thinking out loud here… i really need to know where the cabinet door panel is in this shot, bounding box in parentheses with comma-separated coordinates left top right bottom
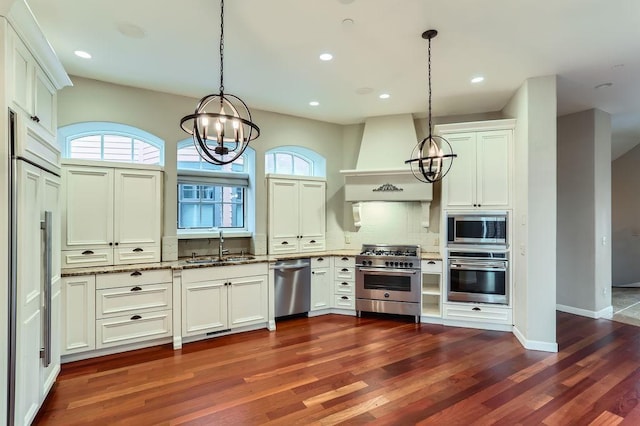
(299, 180, 325, 239)
(33, 68, 57, 138)
(61, 275, 96, 354)
(229, 276, 267, 327)
(476, 130, 511, 208)
(443, 133, 477, 208)
(10, 29, 33, 113)
(114, 170, 161, 246)
(182, 280, 228, 335)
(63, 167, 114, 249)
(268, 179, 300, 241)
(311, 268, 332, 310)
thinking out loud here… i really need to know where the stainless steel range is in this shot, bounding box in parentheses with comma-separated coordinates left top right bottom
(355, 244, 421, 322)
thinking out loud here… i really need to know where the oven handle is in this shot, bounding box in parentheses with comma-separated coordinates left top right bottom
(357, 267, 417, 275)
(450, 262, 506, 271)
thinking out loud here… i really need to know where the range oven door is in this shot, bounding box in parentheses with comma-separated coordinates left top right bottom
(448, 259, 508, 304)
(356, 267, 420, 303)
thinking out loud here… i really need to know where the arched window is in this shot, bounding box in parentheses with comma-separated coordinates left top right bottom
(177, 140, 255, 237)
(265, 146, 326, 177)
(58, 122, 165, 165)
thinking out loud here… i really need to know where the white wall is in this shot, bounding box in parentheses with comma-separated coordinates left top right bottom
(503, 75, 558, 352)
(556, 109, 611, 315)
(612, 143, 640, 286)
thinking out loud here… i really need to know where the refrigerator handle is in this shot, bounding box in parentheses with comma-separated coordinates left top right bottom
(40, 211, 52, 367)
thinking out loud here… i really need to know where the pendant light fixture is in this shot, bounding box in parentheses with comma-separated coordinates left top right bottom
(405, 29, 456, 183)
(180, 0, 260, 165)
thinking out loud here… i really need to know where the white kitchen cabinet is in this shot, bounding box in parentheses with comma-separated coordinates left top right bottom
(182, 263, 268, 337)
(443, 302, 513, 327)
(267, 175, 326, 254)
(310, 256, 332, 311)
(436, 120, 515, 210)
(61, 275, 96, 355)
(8, 25, 58, 140)
(61, 163, 162, 267)
(333, 256, 356, 311)
(421, 260, 442, 318)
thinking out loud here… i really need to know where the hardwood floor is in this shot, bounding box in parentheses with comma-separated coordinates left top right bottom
(35, 312, 640, 425)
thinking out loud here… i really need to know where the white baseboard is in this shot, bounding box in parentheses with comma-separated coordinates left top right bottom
(556, 304, 613, 319)
(613, 282, 640, 288)
(512, 326, 558, 353)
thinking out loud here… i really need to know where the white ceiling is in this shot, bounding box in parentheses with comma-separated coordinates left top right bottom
(27, 0, 640, 159)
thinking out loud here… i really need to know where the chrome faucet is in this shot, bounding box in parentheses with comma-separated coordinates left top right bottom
(218, 230, 229, 260)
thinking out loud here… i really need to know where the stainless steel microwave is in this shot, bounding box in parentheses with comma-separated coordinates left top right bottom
(447, 213, 508, 246)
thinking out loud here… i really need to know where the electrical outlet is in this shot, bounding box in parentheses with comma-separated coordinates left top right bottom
(344, 232, 351, 244)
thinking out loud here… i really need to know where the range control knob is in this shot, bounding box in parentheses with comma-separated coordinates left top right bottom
(409, 262, 413, 268)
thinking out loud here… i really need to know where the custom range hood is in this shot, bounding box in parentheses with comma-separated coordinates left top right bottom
(340, 114, 433, 228)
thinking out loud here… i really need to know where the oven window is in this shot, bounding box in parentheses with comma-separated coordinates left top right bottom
(364, 274, 412, 292)
(450, 269, 506, 295)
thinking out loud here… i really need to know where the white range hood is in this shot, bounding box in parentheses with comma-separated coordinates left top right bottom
(340, 114, 433, 228)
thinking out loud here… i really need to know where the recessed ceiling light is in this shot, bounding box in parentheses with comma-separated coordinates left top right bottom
(379, 93, 390, 99)
(471, 76, 484, 84)
(309, 101, 320, 106)
(74, 50, 92, 59)
(319, 53, 333, 61)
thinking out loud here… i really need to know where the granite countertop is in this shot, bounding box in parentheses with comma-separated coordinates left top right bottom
(61, 249, 442, 277)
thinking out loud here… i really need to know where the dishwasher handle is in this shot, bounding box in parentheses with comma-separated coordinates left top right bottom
(275, 264, 308, 272)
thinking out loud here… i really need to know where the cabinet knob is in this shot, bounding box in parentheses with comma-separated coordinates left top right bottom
(131, 271, 142, 277)
(109, 242, 113, 246)
(130, 286, 142, 292)
(81, 250, 94, 255)
(115, 242, 119, 246)
(30, 115, 40, 123)
(130, 315, 142, 320)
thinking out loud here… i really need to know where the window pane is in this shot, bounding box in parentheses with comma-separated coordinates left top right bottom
(265, 153, 274, 174)
(103, 135, 134, 162)
(293, 157, 311, 176)
(177, 184, 244, 229)
(275, 153, 293, 174)
(69, 135, 102, 160)
(134, 139, 161, 164)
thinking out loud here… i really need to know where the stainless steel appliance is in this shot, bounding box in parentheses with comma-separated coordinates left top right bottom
(274, 258, 311, 318)
(448, 250, 508, 304)
(355, 244, 421, 321)
(447, 212, 508, 246)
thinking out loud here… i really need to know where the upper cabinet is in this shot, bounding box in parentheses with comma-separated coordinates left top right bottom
(267, 175, 326, 254)
(436, 120, 515, 210)
(61, 162, 163, 268)
(7, 25, 58, 140)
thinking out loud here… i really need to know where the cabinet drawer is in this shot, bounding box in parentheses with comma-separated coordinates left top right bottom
(300, 238, 325, 252)
(421, 259, 442, 273)
(334, 280, 355, 295)
(269, 237, 298, 255)
(115, 245, 160, 265)
(311, 256, 330, 268)
(334, 256, 355, 268)
(443, 303, 512, 324)
(334, 294, 355, 310)
(96, 283, 172, 319)
(183, 263, 268, 284)
(96, 269, 172, 289)
(96, 310, 172, 349)
(62, 248, 112, 268)
(335, 267, 355, 281)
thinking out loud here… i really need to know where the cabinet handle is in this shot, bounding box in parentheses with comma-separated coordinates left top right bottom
(341, 257, 349, 261)
(428, 261, 436, 264)
(317, 257, 324, 262)
(130, 315, 142, 320)
(81, 250, 94, 255)
(130, 286, 142, 292)
(133, 247, 143, 252)
(341, 268, 348, 272)
(341, 282, 348, 286)
(310, 240, 316, 243)
(131, 271, 142, 277)
(281, 241, 289, 245)
(472, 307, 481, 311)
(30, 115, 40, 123)
(341, 296, 349, 300)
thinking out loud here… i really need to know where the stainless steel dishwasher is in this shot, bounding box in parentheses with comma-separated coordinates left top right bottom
(274, 258, 311, 318)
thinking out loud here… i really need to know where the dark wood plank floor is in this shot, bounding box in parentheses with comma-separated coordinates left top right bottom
(35, 312, 640, 425)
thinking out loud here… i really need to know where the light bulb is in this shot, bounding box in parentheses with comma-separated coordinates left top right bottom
(219, 106, 227, 123)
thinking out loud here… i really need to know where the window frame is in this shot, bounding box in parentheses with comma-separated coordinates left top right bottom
(58, 122, 165, 165)
(176, 139, 255, 239)
(265, 145, 326, 177)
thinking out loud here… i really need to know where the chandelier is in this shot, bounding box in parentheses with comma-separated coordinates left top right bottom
(180, 0, 260, 165)
(405, 29, 456, 183)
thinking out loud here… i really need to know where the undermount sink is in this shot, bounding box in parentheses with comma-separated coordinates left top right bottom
(224, 256, 255, 262)
(185, 258, 222, 264)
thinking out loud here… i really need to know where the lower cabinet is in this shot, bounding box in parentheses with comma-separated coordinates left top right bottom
(421, 260, 442, 318)
(443, 302, 513, 325)
(181, 263, 268, 337)
(310, 256, 332, 311)
(61, 268, 173, 356)
(333, 256, 355, 311)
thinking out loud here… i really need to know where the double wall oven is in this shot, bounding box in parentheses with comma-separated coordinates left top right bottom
(355, 244, 421, 322)
(446, 212, 510, 305)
